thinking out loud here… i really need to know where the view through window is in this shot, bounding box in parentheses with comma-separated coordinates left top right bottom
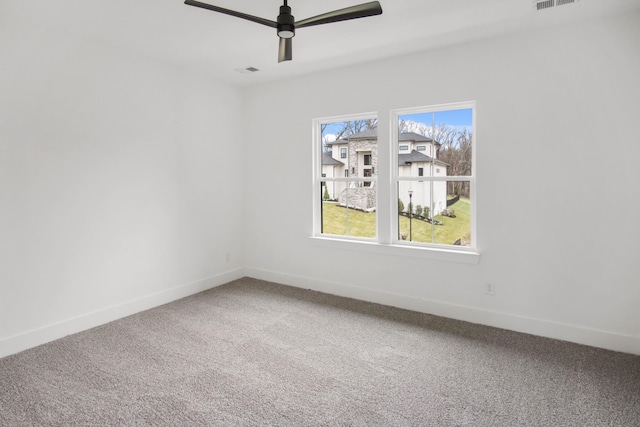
(314, 103, 475, 251)
(395, 105, 474, 247)
(319, 116, 378, 239)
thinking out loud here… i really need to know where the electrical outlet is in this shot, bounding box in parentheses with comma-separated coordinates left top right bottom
(485, 282, 495, 295)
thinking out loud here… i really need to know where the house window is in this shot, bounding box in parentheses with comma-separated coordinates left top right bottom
(417, 146, 426, 151)
(363, 169, 373, 187)
(399, 145, 409, 151)
(315, 114, 378, 239)
(395, 102, 474, 248)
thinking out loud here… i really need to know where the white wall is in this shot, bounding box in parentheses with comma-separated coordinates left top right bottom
(1, 9, 638, 358)
(0, 22, 244, 356)
(243, 12, 640, 354)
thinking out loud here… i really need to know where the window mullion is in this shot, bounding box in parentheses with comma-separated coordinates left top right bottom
(376, 110, 392, 244)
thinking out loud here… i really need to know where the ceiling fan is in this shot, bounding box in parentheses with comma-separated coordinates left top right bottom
(184, 0, 383, 63)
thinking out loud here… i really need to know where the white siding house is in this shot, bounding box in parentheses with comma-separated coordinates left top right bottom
(321, 152, 345, 200)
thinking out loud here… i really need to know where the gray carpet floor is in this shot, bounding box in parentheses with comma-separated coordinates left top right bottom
(1, 277, 639, 426)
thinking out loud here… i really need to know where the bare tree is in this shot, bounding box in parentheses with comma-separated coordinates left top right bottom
(335, 119, 377, 140)
(438, 128, 472, 197)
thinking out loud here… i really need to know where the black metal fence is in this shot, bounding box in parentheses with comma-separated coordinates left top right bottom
(447, 195, 460, 207)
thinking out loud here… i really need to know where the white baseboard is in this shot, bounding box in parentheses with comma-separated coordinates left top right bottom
(245, 267, 640, 356)
(0, 268, 244, 359)
(4, 267, 637, 358)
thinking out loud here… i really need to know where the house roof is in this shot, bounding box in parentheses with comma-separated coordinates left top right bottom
(399, 132, 436, 144)
(325, 138, 347, 146)
(398, 150, 448, 167)
(347, 128, 378, 139)
(322, 151, 344, 166)
(327, 129, 439, 146)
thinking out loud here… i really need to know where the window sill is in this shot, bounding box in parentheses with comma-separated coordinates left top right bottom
(309, 236, 480, 265)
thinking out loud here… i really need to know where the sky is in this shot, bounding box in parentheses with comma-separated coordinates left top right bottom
(322, 108, 472, 142)
(400, 108, 472, 131)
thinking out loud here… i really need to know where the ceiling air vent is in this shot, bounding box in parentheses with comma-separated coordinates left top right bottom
(535, 0, 554, 10)
(234, 67, 260, 74)
(533, 0, 578, 11)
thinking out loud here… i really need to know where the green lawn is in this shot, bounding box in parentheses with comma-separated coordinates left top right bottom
(321, 203, 377, 238)
(322, 198, 471, 246)
(399, 197, 471, 246)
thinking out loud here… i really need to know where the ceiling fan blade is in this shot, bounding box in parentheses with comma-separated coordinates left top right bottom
(184, 0, 277, 28)
(278, 37, 292, 63)
(296, 1, 382, 29)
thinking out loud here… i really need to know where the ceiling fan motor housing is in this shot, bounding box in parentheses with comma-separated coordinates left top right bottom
(277, 5, 295, 38)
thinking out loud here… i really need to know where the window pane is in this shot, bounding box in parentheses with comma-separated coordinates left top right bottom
(397, 181, 471, 246)
(322, 183, 376, 238)
(439, 181, 471, 247)
(319, 117, 378, 240)
(398, 108, 473, 177)
(321, 119, 378, 179)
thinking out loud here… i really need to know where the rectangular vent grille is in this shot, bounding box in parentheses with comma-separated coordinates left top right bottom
(534, 0, 578, 10)
(234, 67, 260, 74)
(536, 0, 554, 10)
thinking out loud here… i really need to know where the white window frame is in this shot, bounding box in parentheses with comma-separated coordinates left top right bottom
(391, 101, 477, 252)
(312, 112, 378, 242)
(311, 105, 479, 264)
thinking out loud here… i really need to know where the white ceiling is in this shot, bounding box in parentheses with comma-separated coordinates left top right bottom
(2, 0, 639, 86)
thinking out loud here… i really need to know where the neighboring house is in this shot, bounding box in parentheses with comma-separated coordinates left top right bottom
(321, 151, 345, 204)
(323, 129, 448, 216)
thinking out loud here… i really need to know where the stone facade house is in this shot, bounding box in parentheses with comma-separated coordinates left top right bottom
(322, 129, 448, 216)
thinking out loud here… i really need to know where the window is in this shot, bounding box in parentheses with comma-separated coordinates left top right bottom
(313, 103, 475, 256)
(394, 102, 474, 248)
(315, 113, 378, 239)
